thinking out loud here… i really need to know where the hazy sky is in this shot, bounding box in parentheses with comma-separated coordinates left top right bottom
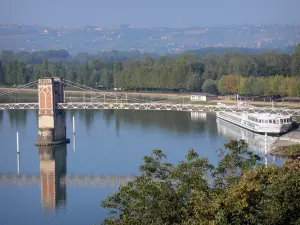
(0, 0, 299, 27)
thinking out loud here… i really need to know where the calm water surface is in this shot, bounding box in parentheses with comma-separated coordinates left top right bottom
(0, 109, 280, 225)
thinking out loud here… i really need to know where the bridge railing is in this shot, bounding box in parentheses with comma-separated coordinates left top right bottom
(1, 101, 300, 116)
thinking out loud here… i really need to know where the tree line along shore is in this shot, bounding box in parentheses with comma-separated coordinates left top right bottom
(0, 44, 300, 99)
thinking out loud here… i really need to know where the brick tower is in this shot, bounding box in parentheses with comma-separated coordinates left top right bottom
(36, 77, 68, 145)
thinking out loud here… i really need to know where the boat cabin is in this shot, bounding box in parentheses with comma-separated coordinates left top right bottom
(247, 115, 292, 124)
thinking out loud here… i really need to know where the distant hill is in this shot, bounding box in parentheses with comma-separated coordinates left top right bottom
(185, 46, 295, 56)
(1, 45, 297, 65)
(0, 24, 299, 54)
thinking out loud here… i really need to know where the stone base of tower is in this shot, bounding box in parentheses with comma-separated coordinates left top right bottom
(35, 128, 70, 146)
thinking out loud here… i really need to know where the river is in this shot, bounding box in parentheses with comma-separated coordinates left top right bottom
(0, 109, 280, 225)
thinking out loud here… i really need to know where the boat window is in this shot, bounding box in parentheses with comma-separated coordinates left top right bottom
(273, 120, 276, 124)
(265, 120, 268, 123)
(280, 119, 283, 124)
(275, 120, 279, 124)
(269, 119, 272, 123)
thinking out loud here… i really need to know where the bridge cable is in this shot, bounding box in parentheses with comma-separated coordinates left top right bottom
(62, 79, 154, 103)
(62, 79, 151, 103)
(62, 79, 184, 104)
(0, 81, 38, 98)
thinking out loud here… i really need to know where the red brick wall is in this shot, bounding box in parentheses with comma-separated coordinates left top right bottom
(39, 86, 53, 115)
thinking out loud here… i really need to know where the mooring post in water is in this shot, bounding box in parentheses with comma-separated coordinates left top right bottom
(16, 132, 19, 153)
(264, 132, 268, 167)
(16, 132, 20, 174)
(72, 116, 76, 152)
(72, 116, 75, 135)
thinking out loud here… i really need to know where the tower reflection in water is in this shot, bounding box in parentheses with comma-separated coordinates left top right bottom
(39, 144, 67, 212)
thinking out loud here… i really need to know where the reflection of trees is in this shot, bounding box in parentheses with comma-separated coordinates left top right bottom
(78, 110, 95, 131)
(102, 109, 114, 127)
(39, 144, 67, 212)
(103, 110, 218, 136)
(68, 109, 219, 136)
(7, 110, 27, 127)
(117, 110, 219, 136)
(67, 110, 76, 124)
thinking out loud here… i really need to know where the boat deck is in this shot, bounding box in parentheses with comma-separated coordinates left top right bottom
(223, 111, 290, 119)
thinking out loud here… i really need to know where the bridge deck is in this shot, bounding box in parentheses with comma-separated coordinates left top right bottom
(0, 102, 300, 115)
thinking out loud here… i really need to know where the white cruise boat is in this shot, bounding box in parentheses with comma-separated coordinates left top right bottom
(216, 111, 292, 135)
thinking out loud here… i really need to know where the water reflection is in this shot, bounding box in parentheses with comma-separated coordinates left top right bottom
(66, 110, 218, 136)
(0, 110, 3, 124)
(7, 110, 28, 127)
(216, 118, 277, 155)
(190, 112, 207, 121)
(39, 144, 67, 212)
(3, 108, 219, 136)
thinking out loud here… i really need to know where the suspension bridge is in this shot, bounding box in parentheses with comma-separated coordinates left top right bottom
(0, 78, 300, 116)
(0, 77, 300, 147)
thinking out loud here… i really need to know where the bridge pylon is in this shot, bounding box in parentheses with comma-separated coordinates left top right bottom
(35, 77, 70, 146)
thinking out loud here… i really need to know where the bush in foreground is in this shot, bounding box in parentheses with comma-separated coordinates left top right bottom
(101, 140, 300, 225)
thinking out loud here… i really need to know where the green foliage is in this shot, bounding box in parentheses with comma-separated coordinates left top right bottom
(271, 144, 300, 158)
(202, 79, 218, 94)
(187, 74, 204, 92)
(101, 140, 300, 225)
(1, 45, 300, 96)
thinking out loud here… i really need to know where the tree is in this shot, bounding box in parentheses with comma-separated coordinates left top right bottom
(101, 141, 300, 225)
(17, 61, 26, 85)
(101, 140, 262, 224)
(291, 44, 300, 76)
(33, 64, 41, 81)
(42, 60, 51, 78)
(187, 74, 204, 92)
(218, 75, 239, 95)
(202, 79, 218, 94)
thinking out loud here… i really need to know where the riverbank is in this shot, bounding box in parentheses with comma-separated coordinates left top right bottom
(270, 129, 300, 157)
(2, 87, 300, 107)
